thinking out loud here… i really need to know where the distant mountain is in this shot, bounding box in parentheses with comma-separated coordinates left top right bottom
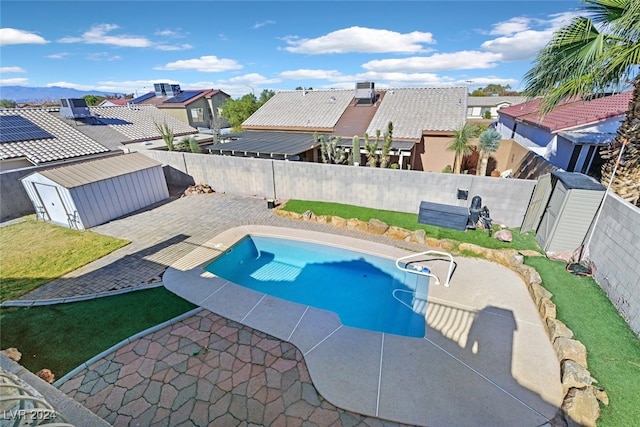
(0, 86, 125, 103)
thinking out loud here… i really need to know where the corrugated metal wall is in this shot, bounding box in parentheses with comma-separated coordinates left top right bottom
(70, 165, 169, 228)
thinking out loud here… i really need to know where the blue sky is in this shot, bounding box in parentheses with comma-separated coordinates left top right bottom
(0, 0, 584, 98)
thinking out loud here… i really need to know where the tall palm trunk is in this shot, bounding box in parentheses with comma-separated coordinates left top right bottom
(600, 77, 640, 206)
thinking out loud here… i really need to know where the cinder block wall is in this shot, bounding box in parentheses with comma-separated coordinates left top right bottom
(140, 151, 536, 226)
(585, 193, 640, 336)
(273, 160, 536, 226)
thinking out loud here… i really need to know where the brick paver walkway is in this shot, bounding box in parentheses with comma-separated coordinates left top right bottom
(60, 310, 412, 426)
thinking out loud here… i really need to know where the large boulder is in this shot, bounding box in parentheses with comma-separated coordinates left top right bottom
(562, 387, 600, 427)
(368, 218, 389, 235)
(494, 229, 512, 242)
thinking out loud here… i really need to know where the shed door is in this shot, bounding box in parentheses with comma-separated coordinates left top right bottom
(536, 182, 567, 251)
(34, 183, 69, 225)
(520, 173, 552, 233)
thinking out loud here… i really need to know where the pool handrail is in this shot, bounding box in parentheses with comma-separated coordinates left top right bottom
(395, 250, 454, 287)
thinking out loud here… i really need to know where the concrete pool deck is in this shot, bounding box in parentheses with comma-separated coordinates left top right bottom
(164, 224, 563, 426)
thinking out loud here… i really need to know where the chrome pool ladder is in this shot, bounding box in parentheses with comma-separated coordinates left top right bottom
(395, 250, 454, 287)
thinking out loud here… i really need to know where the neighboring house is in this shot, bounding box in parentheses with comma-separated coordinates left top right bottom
(0, 108, 112, 171)
(496, 91, 632, 174)
(98, 98, 131, 107)
(132, 83, 231, 132)
(227, 83, 468, 171)
(467, 96, 527, 119)
(0, 103, 199, 172)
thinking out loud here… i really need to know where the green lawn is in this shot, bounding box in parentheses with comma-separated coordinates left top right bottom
(525, 258, 640, 427)
(0, 216, 129, 302)
(282, 199, 640, 427)
(0, 287, 197, 377)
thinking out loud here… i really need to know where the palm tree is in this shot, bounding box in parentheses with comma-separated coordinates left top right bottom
(522, 0, 640, 205)
(447, 123, 475, 174)
(476, 128, 502, 176)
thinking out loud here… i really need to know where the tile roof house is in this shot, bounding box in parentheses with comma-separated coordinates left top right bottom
(132, 83, 231, 132)
(0, 109, 111, 170)
(0, 104, 198, 171)
(467, 96, 527, 119)
(496, 91, 632, 174)
(220, 84, 468, 170)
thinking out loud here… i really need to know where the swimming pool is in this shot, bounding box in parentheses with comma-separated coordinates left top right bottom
(204, 235, 428, 337)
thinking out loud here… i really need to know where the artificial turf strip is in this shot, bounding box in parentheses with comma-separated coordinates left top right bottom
(0, 287, 197, 377)
(281, 199, 542, 252)
(525, 257, 640, 427)
(0, 216, 129, 302)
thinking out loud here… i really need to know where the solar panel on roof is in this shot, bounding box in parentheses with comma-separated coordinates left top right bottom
(0, 115, 55, 143)
(131, 92, 155, 104)
(163, 91, 200, 103)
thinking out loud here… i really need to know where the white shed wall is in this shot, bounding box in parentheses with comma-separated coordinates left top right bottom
(21, 173, 80, 227)
(70, 166, 169, 228)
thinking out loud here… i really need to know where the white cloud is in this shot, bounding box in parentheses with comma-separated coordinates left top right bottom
(481, 11, 582, 61)
(47, 52, 70, 59)
(58, 24, 151, 47)
(0, 66, 26, 73)
(489, 17, 532, 36)
(283, 26, 435, 54)
(155, 43, 193, 51)
(481, 30, 555, 61)
(0, 28, 48, 46)
(253, 20, 275, 29)
(0, 77, 29, 85)
(363, 51, 503, 73)
(155, 55, 243, 72)
(86, 52, 122, 61)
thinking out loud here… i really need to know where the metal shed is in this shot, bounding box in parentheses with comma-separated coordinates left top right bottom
(521, 171, 605, 253)
(21, 153, 169, 230)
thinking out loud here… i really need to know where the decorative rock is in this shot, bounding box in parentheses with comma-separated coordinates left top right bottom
(357, 220, 369, 233)
(1, 347, 21, 362)
(302, 210, 315, 221)
(538, 297, 557, 320)
(530, 282, 552, 307)
(346, 218, 360, 230)
(315, 215, 328, 224)
(411, 229, 426, 244)
(36, 368, 55, 384)
(367, 218, 389, 235)
(588, 385, 609, 406)
(554, 337, 588, 368)
(562, 387, 600, 427)
(547, 318, 574, 343)
(182, 183, 214, 196)
(494, 229, 512, 242)
(385, 226, 411, 240)
(330, 216, 346, 228)
(561, 360, 592, 391)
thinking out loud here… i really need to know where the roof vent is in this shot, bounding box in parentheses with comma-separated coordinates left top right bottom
(60, 98, 93, 119)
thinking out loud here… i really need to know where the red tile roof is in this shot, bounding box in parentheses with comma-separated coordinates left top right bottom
(498, 91, 632, 132)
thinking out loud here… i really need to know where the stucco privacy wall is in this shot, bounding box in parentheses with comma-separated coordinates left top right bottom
(141, 150, 535, 227)
(585, 193, 640, 336)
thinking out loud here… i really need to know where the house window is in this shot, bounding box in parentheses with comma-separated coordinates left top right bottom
(567, 144, 582, 172)
(190, 108, 204, 122)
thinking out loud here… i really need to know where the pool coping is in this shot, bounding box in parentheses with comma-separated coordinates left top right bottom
(163, 225, 563, 426)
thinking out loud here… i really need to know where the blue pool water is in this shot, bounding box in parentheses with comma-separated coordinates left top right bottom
(204, 235, 428, 338)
